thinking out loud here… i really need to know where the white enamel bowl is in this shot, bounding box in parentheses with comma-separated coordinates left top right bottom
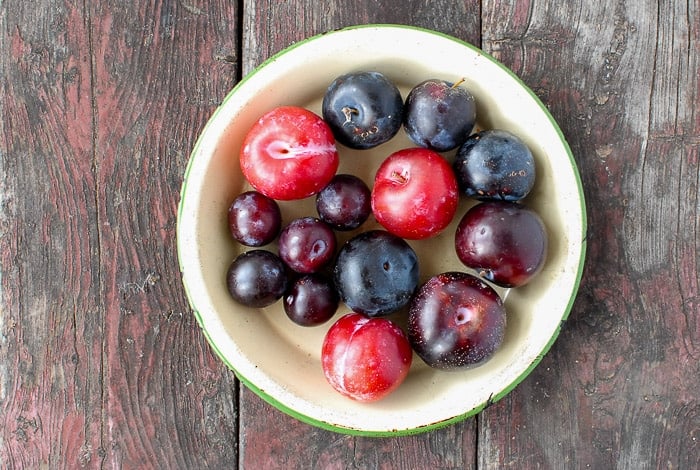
(177, 24, 587, 436)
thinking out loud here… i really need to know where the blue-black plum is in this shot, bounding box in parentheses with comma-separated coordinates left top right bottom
(453, 129, 536, 201)
(322, 71, 403, 149)
(403, 78, 476, 152)
(333, 230, 419, 317)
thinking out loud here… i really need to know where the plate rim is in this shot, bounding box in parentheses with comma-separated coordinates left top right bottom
(176, 23, 588, 436)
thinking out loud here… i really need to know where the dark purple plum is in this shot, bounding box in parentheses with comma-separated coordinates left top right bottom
(322, 71, 403, 149)
(227, 191, 281, 246)
(226, 250, 288, 308)
(453, 129, 536, 201)
(408, 271, 506, 370)
(403, 78, 476, 152)
(316, 174, 371, 231)
(278, 217, 336, 273)
(333, 230, 419, 317)
(283, 273, 339, 327)
(455, 201, 547, 288)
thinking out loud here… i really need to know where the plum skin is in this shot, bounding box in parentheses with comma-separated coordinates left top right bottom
(322, 71, 403, 149)
(403, 78, 476, 152)
(240, 106, 339, 200)
(371, 147, 459, 240)
(408, 272, 506, 370)
(315, 174, 372, 231)
(321, 313, 413, 402)
(227, 191, 281, 247)
(226, 250, 288, 308)
(283, 273, 338, 327)
(453, 129, 536, 202)
(333, 230, 419, 317)
(455, 201, 548, 288)
(278, 217, 337, 274)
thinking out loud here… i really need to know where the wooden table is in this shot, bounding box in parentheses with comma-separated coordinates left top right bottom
(2, 1, 698, 468)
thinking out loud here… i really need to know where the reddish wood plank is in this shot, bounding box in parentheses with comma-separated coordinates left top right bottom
(89, 1, 241, 467)
(240, 399, 476, 469)
(237, 1, 482, 468)
(1, 0, 242, 468)
(1, 2, 103, 468)
(480, 0, 699, 468)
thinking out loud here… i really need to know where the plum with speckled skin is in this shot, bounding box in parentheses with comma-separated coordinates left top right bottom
(453, 129, 536, 201)
(322, 71, 403, 149)
(408, 272, 506, 370)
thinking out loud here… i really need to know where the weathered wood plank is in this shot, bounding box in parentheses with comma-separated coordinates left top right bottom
(89, 1, 241, 467)
(238, 1, 482, 468)
(480, 0, 699, 468)
(1, 2, 103, 468)
(1, 0, 242, 468)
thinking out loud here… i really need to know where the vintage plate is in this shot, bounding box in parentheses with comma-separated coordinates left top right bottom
(177, 24, 587, 435)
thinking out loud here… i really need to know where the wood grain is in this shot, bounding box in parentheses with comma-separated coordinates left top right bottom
(1, 3, 103, 467)
(481, 0, 700, 468)
(2, 1, 241, 468)
(91, 1, 241, 467)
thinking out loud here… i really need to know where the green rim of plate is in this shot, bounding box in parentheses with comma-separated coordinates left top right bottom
(176, 23, 588, 437)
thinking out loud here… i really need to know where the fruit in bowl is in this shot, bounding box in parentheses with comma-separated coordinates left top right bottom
(322, 313, 413, 402)
(371, 147, 459, 240)
(322, 71, 404, 150)
(177, 25, 586, 435)
(239, 106, 339, 201)
(403, 78, 477, 152)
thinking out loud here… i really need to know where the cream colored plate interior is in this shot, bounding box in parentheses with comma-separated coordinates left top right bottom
(177, 25, 586, 435)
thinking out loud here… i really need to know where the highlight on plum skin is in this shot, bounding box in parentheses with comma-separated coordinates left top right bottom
(321, 313, 413, 402)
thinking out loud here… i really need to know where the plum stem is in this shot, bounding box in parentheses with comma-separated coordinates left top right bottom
(390, 169, 409, 185)
(342, 106, 359, 124)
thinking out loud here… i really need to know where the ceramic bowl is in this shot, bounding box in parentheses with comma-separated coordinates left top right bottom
(177, 24, 587, 436)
